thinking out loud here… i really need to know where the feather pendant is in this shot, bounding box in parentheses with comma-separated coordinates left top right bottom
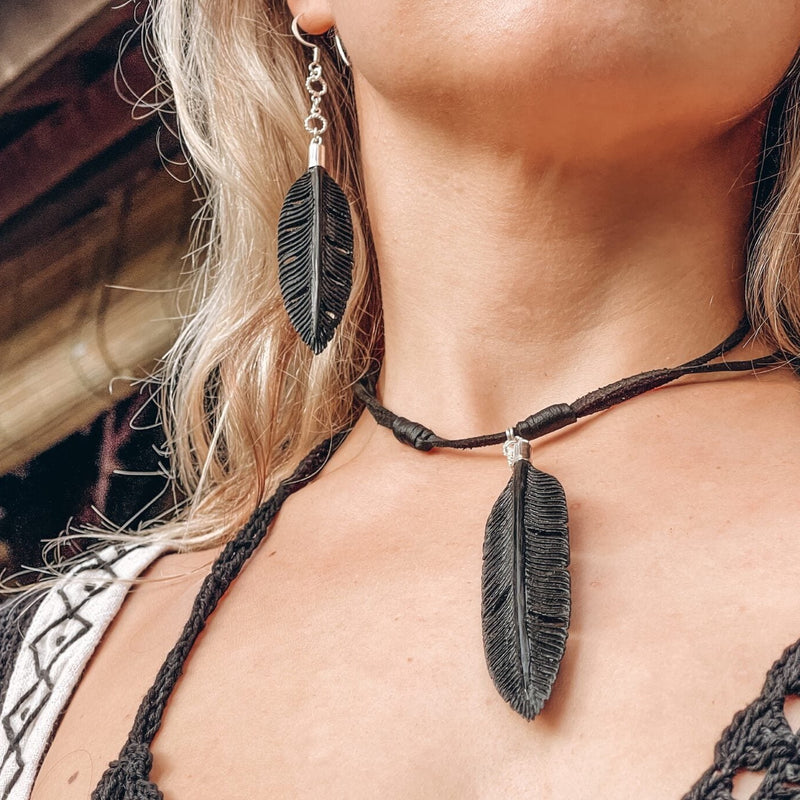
(481, 457, 571, 720)
(277, 165, 354, 354)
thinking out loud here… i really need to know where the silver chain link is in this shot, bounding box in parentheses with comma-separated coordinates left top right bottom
(304, 60, 328, 144)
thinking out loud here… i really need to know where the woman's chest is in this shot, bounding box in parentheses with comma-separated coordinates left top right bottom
(33, 487, 800, 800)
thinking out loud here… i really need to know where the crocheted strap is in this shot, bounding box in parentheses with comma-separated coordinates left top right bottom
(91, 431, 350, 799)
(92, 742, 162, 800)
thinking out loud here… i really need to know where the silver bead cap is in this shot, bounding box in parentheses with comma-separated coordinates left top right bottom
(503, 431, 531, 468)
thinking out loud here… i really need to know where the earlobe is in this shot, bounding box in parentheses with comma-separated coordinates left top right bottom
(285, 0, 335, 36)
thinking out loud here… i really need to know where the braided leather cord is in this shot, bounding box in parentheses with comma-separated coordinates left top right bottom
(355, 316, 800, 452)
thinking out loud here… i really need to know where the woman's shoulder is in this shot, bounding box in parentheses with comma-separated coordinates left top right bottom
(0, 539, 176, 800)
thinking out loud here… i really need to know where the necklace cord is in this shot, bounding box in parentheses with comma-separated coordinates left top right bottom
(91, 319, 796, 793)
(354, 316, 796, 451)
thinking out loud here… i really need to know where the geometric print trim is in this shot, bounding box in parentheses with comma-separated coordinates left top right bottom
(0, 541, 170, 800)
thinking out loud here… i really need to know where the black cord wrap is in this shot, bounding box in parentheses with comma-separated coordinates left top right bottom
(391, 415, 438, 451)
(516, 403, 577, 440)
(354, 316, 795, 451)
(92, 431, 350, 799)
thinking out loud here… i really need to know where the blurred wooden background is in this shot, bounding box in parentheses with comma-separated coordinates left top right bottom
(0, 0, 193, 575)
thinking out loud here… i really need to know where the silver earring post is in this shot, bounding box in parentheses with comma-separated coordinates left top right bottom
(291, 15, 317, 51)
(291, 15, 351, 68)
(292, 15, 328, 168)
(333, 29, 351, 68)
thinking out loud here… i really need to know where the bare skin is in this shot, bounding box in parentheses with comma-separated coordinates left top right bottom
(32, 370, 800, 798)
(28, 0, 800, 797)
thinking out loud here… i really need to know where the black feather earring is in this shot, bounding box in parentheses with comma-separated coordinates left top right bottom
(277, 17, 354, 354)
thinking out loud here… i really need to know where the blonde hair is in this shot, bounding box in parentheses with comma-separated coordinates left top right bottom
(748, 55, 800, 351)
(5, 1, 800, 589)
(135, 0, 382, 551)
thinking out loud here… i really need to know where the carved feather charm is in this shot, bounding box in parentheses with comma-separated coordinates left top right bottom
(277, 165, 354, 354)
(481, 443, 571, 720)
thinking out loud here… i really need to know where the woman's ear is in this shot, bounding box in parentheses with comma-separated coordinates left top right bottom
(285, 0, 335, 35)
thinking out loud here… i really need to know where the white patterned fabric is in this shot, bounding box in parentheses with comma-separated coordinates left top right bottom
(0, 541, 170, 800)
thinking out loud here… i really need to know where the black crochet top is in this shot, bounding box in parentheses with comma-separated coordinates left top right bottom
(2, 434, 800, 799)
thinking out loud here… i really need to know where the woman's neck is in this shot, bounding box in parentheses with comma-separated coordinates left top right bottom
(356, 87, 772, 438)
